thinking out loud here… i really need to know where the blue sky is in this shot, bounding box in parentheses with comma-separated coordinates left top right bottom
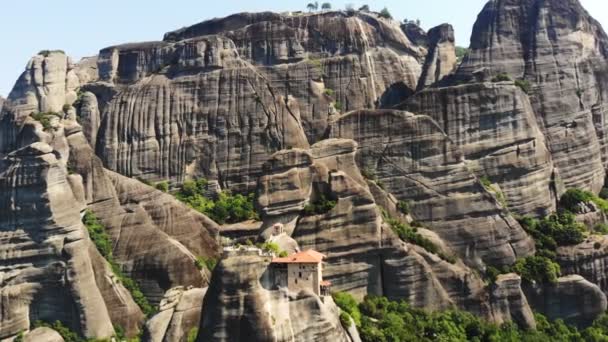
(1, 0, 606, 96)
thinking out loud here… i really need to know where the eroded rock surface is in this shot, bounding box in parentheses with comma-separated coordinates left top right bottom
(417, 24, 457, 89)
(456, 0, 608, 193)
(329, 109, 535, 268)
(406, 83, 556, 216)
(198, 252, 350, 342)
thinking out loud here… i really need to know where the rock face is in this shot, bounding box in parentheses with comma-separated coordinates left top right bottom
(255, 139, 534, 324)
(525, 275, 608, 326)
(557, 235, 608, 294)
(23, 327, 65, 342)
(144, 286, 207, 342)
(405, 83, 556, 217)
(0, 96, 4, 112)
(0, 141, 120, 340)
(456, 0, 608, 194)
(328, 109, 535, 268)
(198, 251, 351, 342)
(490, 274, 536, 329)
(83, 11, 426, 190)
(7, 51, 80, 116)
(417, 24, 457, 90)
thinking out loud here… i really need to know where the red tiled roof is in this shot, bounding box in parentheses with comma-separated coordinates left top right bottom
(320, 280, 332, 287)
(272, 250, 326, 264)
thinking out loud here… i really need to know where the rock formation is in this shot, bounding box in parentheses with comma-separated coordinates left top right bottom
(3, 0, 608, 339)
(198, 251, 351, 342)
(328, 109, 535, 268)
(456, 0, 608, 195)
(417, 24, 457, 90)
(145, 286, 206, 342)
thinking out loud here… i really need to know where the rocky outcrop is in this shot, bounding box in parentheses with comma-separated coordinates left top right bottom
(6, 51, 79, 117)
(525, 275, 608, 326)
(455, 0, 608, 194)
(557, 235, 608, 293)
(329, 109, 535, 268)
(0, 96, 4, 112)
(256, 139, 534, 324)
(22, 327, 64, 342)
(417, 24, 457, 89)
(405, 83, 556, 216)
(0, 142, 116, 340)
(144, 286, 207, 342)
(198, 252, 351, 342)
(401, 22, 428, 47)
(81, 11, 426, 190)
(490, 274, 536, 329)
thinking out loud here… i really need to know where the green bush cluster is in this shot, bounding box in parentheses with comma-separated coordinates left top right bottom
(491, 73, 512, 82)
(560, 188, 608, 213)
(83, 211, 155, 317)
(324, 88, 335, 96)
(512, 256, 561, 284)
(455, 46, 469, 63)
(385, 215, 455, 263)
(333, 293, 608, 342)
(155, 181, 169, 192)
(195, 256, 218, 272)
(518, 212, 585, 252)
(30, 112, 61, 131)
(479, 176, 508, 208)
(302, 195, 337, 216)
(175, 178, 259, 224)
(258, 241, 288, 257)
(378, 7, 392, 19)
(397, 201, 410, 215)
(187, 328, 199, 342)
(515, 79, 531, 94)
(333, 100, 343, 111)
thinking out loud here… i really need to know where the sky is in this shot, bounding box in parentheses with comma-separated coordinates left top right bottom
(1, 0, 607, 97)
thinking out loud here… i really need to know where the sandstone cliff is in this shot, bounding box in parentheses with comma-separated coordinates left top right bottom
(2, 0, 608, 339)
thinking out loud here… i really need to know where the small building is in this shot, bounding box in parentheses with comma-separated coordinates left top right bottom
(271, 250, 330, 296)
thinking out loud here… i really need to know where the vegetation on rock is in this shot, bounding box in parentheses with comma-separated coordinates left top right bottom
(491, 73, 512, 82)
(195, 256, 218, 272)
(30, 112, 61, 131)
(83, 211, 155, 316)
(333, 293, 608, 342)
(384, 213, 456, 263)
(175, 178, 259, 224)
(302, 195, 337, 216)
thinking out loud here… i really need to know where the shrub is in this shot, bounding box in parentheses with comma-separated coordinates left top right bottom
(361, 168, 376, 180)
(324, 88, 335, 96)
(340, 312, 353, 327)
(175, 179, 259, 224)
(303, 195, 337, 216)
(378, 7, 392, 19)
(594, 224, 608, 234)
(560, 188, 594, 212)
(13, 330, 24, 342)
(455, 46, 469, 62)
(334, 100, 343, 111)
(358, 5, 370, 12)
(62, 104, 72, 113)
(491, 73, 512, 82)
(83, 210, 155, 316)
(187, 328, 199, 342)
(485, 266, 501, 284)
(518, 212, 585, 251)
(195, 256, 217, 271)
(397, 200, 411, 215)
(30, 112, 61, 131)
(512, 256, 561, 284)
(385, 215, 455, 263)
(261, 241, 281, 255)
(595, 242, 602, 249)
(155, 181, 169, 192)
(600, 187, 608, 200)
(333, 292, 361, 327)
(515, 79, 531, 94)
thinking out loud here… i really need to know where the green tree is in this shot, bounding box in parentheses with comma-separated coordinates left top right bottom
(378, 7, 392, 19)
(321, 2, 331, 10)
(358, 4, 370, 12)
